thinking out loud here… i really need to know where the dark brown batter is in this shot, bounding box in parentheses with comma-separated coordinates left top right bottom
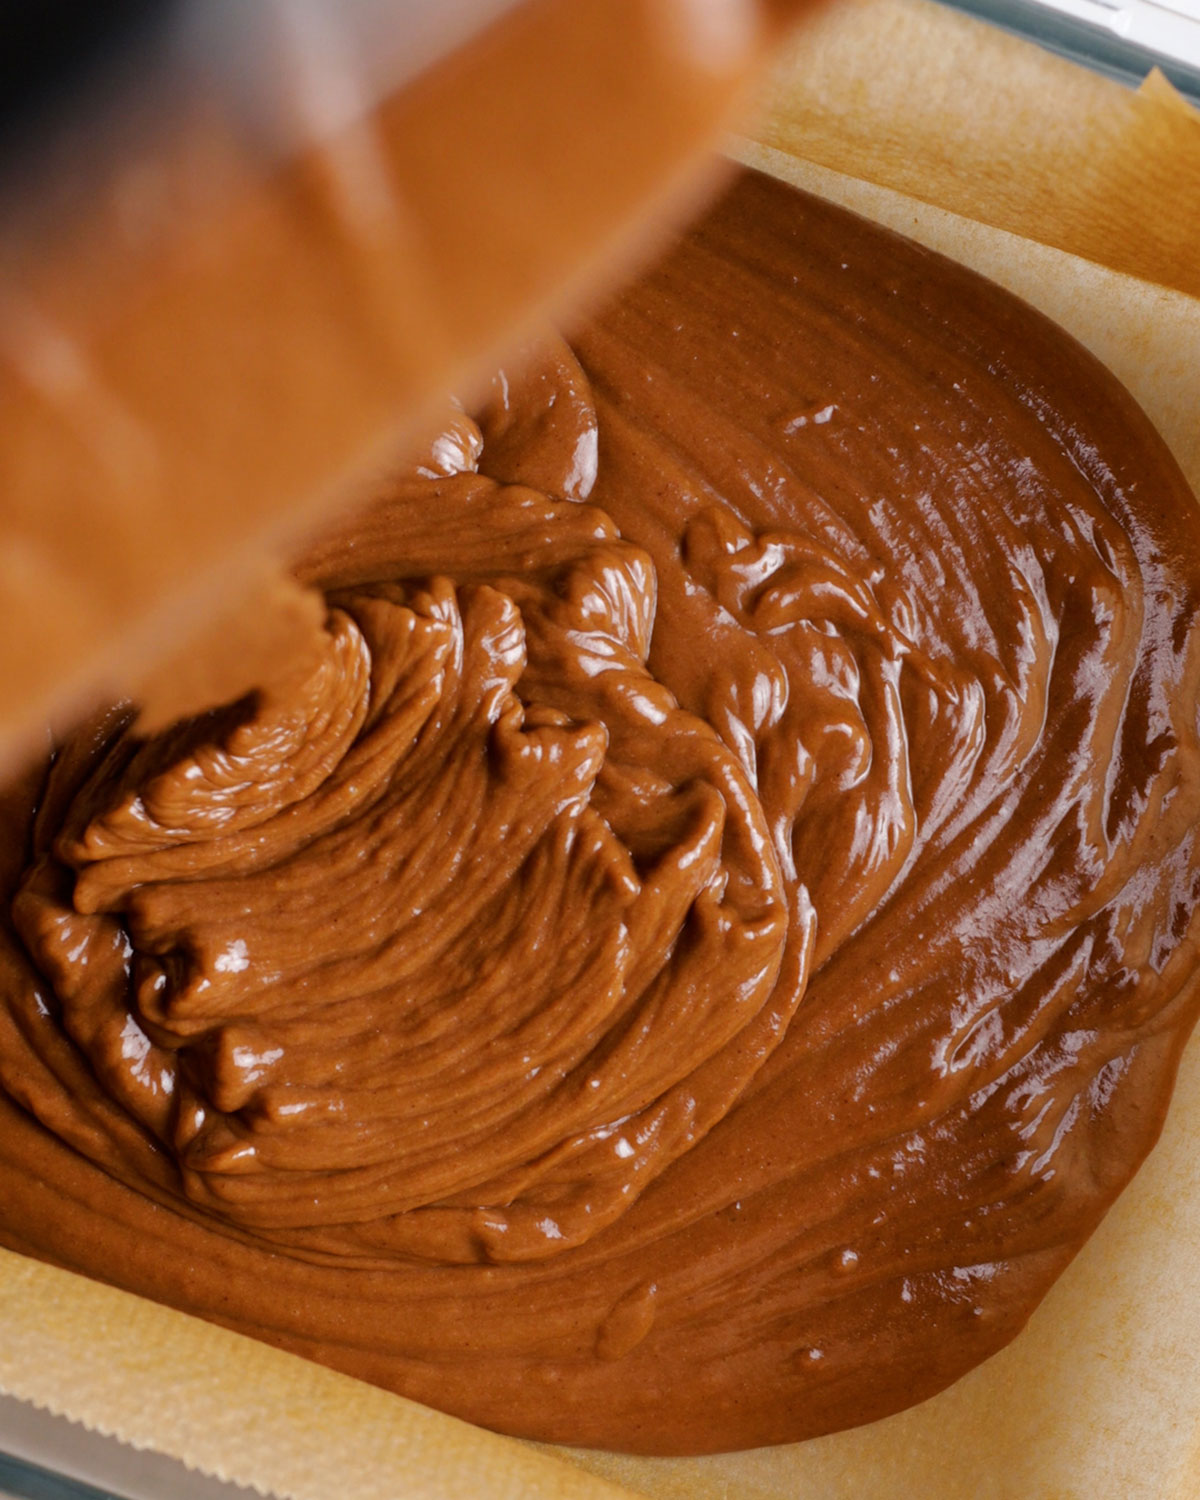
(2, 169, 1200, 1455)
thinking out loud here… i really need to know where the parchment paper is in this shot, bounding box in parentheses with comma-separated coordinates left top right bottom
(3, 2, 1200, 1497)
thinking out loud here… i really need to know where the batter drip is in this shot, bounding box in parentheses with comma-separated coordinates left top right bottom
(2, 170, 1200, 1453)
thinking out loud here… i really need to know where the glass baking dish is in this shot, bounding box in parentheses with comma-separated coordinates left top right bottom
(2, 0, 1198, 1494)
(942, 0, 1200, 98)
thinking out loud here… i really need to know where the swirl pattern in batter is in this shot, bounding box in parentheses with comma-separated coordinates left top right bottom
(2, 169, 1200, 1453)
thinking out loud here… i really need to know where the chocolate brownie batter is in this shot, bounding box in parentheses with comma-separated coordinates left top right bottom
(1, 169, 1199, 1454)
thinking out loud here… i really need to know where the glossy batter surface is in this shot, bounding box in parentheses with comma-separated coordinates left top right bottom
(2, 170, 1200, 1454)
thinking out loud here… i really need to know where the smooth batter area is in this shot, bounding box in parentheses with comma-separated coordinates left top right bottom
(2, 170, 1200, 1454)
